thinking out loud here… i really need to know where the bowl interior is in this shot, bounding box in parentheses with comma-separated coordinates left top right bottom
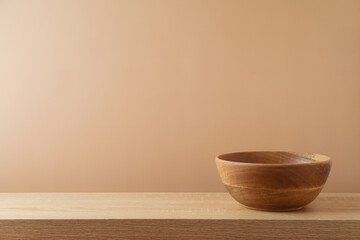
(217, 152, 329, 164)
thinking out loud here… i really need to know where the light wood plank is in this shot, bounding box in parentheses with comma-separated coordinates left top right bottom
(0, 193, 359, 239)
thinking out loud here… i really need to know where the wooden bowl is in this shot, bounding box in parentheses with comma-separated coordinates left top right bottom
(216, 151, 331, 211)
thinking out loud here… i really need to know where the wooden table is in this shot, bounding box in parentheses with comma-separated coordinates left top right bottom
(0, 193, 359, 239)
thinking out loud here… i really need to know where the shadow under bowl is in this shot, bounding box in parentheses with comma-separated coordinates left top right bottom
(216, 151, 331, 211)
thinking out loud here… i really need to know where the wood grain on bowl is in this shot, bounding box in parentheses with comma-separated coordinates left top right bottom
(216, 152, 332, 211)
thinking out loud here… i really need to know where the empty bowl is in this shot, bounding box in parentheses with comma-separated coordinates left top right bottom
(216, 151, 331, 211)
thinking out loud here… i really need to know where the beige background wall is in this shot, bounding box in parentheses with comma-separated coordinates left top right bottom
(0, 0, 359, 192)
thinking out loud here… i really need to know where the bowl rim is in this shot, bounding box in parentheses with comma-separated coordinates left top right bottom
(216, 151, 331, 166)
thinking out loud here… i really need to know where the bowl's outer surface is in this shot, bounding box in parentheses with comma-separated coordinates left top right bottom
(216, 152, 332, 211)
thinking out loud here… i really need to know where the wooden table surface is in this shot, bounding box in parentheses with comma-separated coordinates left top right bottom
(0, 193, 359, 239)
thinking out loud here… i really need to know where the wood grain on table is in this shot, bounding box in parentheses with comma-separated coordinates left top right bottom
(0, 193, 359, 239)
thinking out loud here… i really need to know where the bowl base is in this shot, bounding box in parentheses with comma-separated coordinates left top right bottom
(244, 205, 305, 212)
